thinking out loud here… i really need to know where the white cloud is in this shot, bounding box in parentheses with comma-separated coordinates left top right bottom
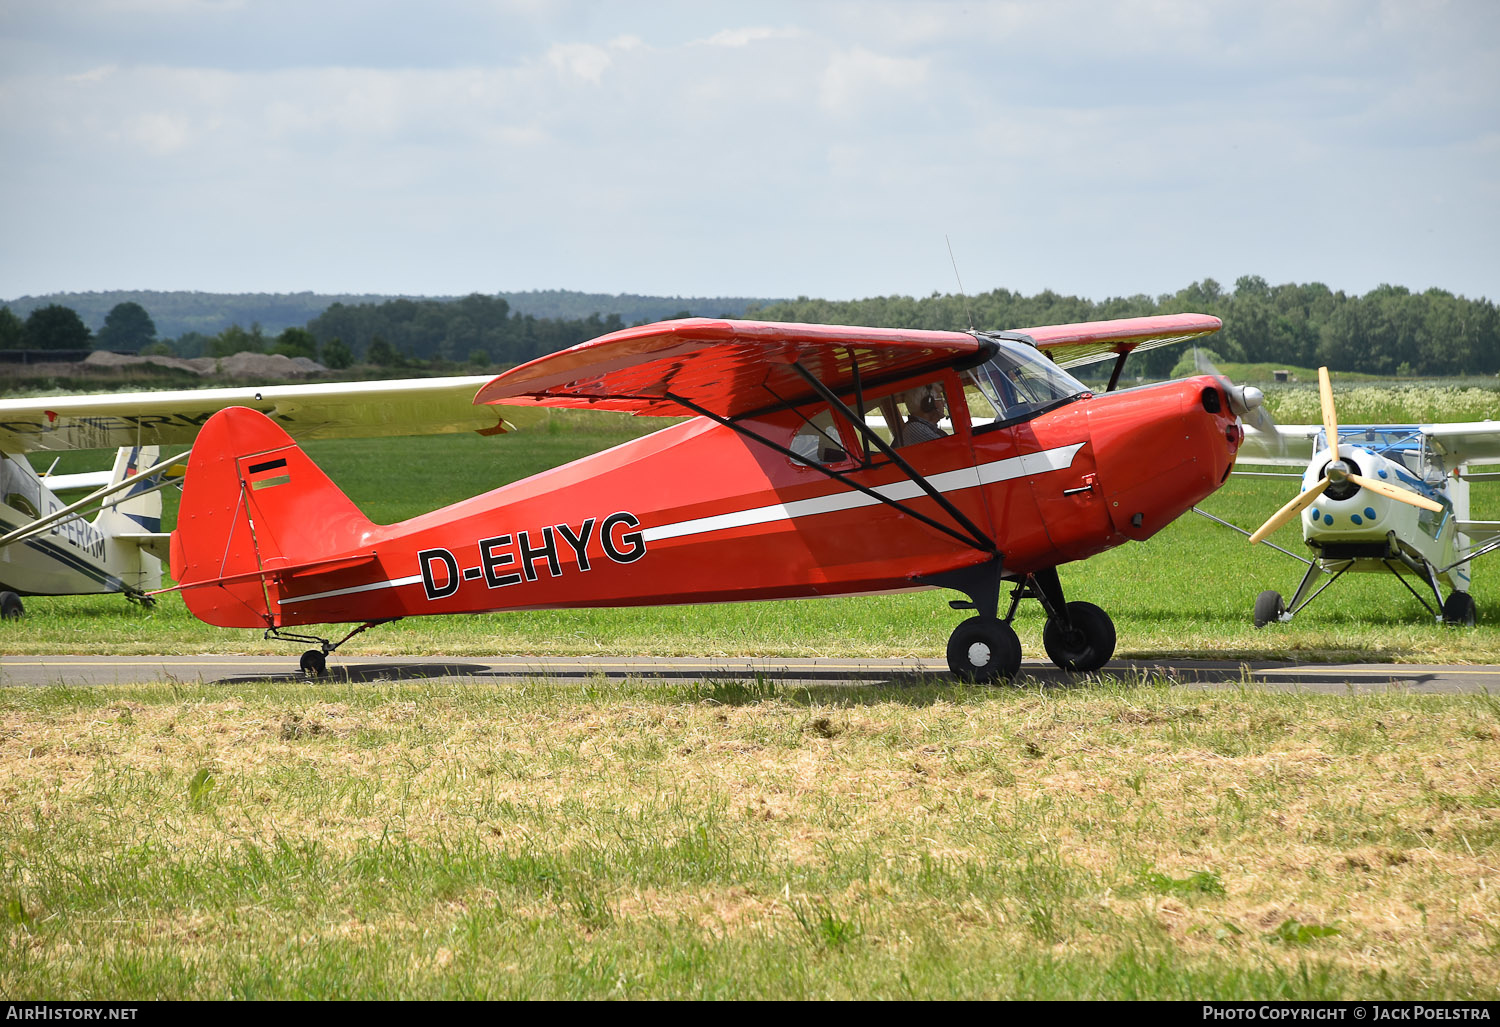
(126, 111, 191, 154)
(547, 43, 612, 84)
(700, 26, 801, 47)
(818, 47, 927, 115)
(64, 65, 117, 84)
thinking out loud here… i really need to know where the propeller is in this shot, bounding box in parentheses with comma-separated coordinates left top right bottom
(1194, 349, 1277, 436)
(1249, 366, 1441, 545)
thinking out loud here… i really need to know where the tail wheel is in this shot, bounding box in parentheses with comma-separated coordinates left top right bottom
(299, 650, 328, 678)
(1253, 590, 1286, 628)
(0, 592, 22, 620)
(1443, 591, 1477, 627)
(946, 616, 1022, 684)
(1041, 601, 1115, 672)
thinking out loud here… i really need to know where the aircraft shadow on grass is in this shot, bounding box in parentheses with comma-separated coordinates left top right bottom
(204, 658, 1452, 697)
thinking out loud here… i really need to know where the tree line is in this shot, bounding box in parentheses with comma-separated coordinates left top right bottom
(748, 276, 1500, 378)
(3, 277, 1496, 378)
(0, 289, 772, 340)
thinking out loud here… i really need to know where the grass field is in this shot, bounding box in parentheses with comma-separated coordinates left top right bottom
(3, 678, 1500, 998)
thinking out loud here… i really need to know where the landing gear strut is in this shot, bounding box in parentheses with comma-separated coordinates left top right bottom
(946, 616, 1023, 683)
(927, 561, 1116, 682)
(266, 619, 398, 678)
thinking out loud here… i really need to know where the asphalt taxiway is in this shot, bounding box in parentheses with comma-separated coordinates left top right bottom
(2, 654, 1497, 692)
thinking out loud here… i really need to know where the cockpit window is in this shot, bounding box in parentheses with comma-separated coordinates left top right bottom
(789, 408, 850, 467)
(965, 337, 1090, 428)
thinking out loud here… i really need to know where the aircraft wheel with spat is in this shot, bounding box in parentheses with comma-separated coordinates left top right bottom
(1443, 592, 1477, 628)
(300, 650, 327, 678)
(946, 617, 1022, 684)
(1041, 602, 1116, 673)
(0, 592, 22, 621)
(1253, 590, 1286, 628)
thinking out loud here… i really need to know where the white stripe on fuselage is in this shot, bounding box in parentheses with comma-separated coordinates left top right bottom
(276, 443, 1086, 607)
(640, 443, 1083, 543)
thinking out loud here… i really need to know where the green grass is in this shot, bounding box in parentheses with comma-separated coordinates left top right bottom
(2, 679, 1496, 998)
(9, 406, 1499, 662)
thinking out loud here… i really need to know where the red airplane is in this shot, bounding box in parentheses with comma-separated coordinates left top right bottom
(167, 314, 1254, 681)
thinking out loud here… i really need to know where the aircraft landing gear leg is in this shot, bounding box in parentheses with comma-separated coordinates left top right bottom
(0, 591, 22, 620)
(947, 617, 1022, 683)
(1028, 567, 1116, 673)
(266, 619, 399, 679)
(921, 557, 1021, 684)
(1443, 591, 1477, 627)
(1254, 590, 1286, 628)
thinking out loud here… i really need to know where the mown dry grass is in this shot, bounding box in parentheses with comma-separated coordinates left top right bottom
(2, 679, 1497, 998)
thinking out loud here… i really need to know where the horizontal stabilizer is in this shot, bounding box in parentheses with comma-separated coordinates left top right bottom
(113, 531, 172, 563)
(1458, 520, 1500, 542)
(155, 551, 378, 595)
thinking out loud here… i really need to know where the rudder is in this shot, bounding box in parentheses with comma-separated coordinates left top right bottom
(172, 407, 376, 627)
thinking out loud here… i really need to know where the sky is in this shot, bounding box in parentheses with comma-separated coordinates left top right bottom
(1, 0, 1497, 303)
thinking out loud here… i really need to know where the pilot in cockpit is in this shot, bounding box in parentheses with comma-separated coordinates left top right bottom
(900, 383, 949, 445)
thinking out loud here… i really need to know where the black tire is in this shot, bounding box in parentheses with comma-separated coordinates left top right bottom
(1254, 590, 1286, 628)
(1041, 601, 1116, 672)
(1443, 591, 1477, 627)
(300, 650, 328, 678)
(946, 616, 1022, 684)
(0, 592, 22, 621)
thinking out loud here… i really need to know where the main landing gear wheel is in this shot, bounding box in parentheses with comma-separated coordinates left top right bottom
(299, 650, 328, 678)
(0, 592, 22, 620)
(946, 616, 1022, 684)
(1443, 591, 1477, 627)
(1041, 601, 1116, 672)
(1254, 590, 1286, 629)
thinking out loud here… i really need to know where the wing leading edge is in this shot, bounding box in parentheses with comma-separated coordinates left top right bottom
(475, 313, 1223, 419)
(0, 376, 524, 453)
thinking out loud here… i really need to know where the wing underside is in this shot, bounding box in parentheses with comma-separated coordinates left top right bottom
(476, 314, 1222, 419)
(0, 375, 517, 453)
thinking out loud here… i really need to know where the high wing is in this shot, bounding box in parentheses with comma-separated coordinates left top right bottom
(475, 314, 1223, 419)
(1420, 422, 1500, 466)
(0, 375, 522, 454)
(1241, 421, 1500, 470)
(1239, 424, 1321, 466)
(1022, 313, 1224, 370)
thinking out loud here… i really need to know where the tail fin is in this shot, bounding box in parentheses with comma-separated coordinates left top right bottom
(171, 407, 377, 627)
(93, 446, 164, 593)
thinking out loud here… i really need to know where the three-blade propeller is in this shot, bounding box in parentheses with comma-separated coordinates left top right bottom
(1248, 367, 1442, 545)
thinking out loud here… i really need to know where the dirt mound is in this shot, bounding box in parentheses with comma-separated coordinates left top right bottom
(82, 351, 327, 378)
(213, 352, 326, 378)
(84, 350, 213, 374)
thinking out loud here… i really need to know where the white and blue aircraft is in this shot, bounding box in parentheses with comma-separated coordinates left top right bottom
(1229, 368, 1500, 627)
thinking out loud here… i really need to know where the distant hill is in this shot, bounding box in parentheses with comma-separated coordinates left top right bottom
(0, 289, 784, 340)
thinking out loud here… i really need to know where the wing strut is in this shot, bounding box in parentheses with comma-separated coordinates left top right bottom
(1105, 351, 1128, 392)
(663, 390, 996, 555)
(786, 362, 998, 553)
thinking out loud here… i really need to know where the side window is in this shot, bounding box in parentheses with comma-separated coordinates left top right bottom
(961, 372, 1002, 430)
(893, 382, 954, 448)
(789, 408, 850, 467)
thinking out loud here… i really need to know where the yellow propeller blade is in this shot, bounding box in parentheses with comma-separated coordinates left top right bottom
(1318, 366, 1339, 462)
(1250, 478, 1331, 545)
(1345, 473, 1444, 513)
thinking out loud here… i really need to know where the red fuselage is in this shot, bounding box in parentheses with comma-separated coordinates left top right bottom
(172, 375, 1241, 629)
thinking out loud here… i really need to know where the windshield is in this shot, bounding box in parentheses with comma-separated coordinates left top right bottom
(965, 337, 1090, 427)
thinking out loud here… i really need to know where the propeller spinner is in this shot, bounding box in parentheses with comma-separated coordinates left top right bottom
(1248, 366, 1441, 545)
